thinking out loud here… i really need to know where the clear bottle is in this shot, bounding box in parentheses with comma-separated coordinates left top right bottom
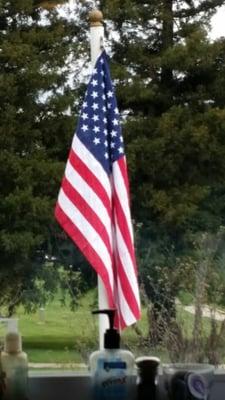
(0, 332, 28, 400)
(89, 309, 135, 400)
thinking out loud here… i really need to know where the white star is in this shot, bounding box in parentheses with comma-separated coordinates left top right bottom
(111, 142, 115, 149)
(92, 115, 99, 122)
(102, 94, 106, 100)
(104, 129, 108, 136)
(83, 101, 88, 108)
(102, 106, 106, 112)
(93, 137, 100, 145)
(104, 152, 109, 159)
(91, 79, 98, 87)
(81, 124, 88, 132)
(91, 91, 98, 99)
(93, 68, 97, 74)
(93, 126, 100, 133)
(81, 113, 88, 120)
(120, 136, 123, 142)
(101, 82, 105, 88)
(118, 147, 123, 154)
(114, 107, 119, 114)
(100, 59, 104, 64)
(101, 70, 104, 76)
(113, 119, 119, 126)
(92, 103, 98, 110)
(103, 117, 107, 124)
(107, 103, 112, 109)
(107, 91, 113, 98)
(104, 140, 107, 147)
(111, 130, 117, 137)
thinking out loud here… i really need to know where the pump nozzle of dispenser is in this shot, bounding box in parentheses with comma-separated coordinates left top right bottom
(92, 309, 120, 349)
(92, 309, 116, 329)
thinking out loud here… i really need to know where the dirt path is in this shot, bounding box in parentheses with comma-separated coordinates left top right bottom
(184, 304, 225, 321)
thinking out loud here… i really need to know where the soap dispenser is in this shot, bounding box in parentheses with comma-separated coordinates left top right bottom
(89, 309, 135, 400)
(0, 331, 28, 400)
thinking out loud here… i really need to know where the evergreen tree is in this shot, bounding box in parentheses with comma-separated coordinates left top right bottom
(100, 0, 225, 341)
(101, 0, 225, 234)
(0, 0, 88, 313)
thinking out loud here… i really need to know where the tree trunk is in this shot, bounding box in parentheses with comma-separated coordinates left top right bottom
(148, 288, 176, 346)
(192, 259, 207, 362)
(161, 0, 173, 87)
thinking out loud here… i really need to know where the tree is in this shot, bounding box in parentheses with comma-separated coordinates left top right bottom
(0, 0, 89, 314)
(100, 0, 225, 342)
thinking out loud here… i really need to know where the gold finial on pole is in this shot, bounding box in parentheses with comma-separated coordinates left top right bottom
(89, 9, 103, 27)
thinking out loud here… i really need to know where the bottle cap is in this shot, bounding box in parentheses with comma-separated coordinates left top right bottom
(136, 356, 160, 379)
(92, 309, 120, 349)
(4, 332, 22, 353)
(136, 356, 160, 369)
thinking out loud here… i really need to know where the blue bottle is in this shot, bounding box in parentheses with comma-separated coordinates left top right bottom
(89, 310, 135, 400)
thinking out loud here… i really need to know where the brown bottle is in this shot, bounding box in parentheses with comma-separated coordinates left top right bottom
(136, 357, 160, 400)
(1, 332, 28, 400)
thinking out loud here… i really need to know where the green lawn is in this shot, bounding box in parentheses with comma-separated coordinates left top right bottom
(19, 291, 98, 363)
(1, 289, 149, 364)
(0, 290, 219, 366)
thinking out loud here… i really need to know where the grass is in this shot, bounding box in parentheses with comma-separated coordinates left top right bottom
(178, 290, 194, 306)
(21, 291, 99, 363)
(0, 290, 151, 364)
(0, 290, 98, 364)
(0, 290, 220, 366)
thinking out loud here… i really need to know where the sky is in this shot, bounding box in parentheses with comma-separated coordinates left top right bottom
(65, 2, 225, 40)
(211, 6, 225, 39)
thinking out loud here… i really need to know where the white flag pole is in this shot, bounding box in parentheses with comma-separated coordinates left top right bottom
(89, 9, 109, 350)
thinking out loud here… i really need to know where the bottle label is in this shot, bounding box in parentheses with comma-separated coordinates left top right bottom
(187, 373, 208, 399)
(94, 358, 128, 400)
(104, 361, 127, 370)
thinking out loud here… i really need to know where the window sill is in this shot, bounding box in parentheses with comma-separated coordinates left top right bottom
(28, 370, 225, 400)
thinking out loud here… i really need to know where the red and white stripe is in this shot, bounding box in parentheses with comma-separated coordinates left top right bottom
(55, 135, 141, 328)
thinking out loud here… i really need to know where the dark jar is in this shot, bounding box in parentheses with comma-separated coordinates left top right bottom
(136, 357, 160, 400)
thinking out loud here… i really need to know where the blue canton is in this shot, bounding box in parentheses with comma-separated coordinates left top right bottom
(76, 51, 124, 175)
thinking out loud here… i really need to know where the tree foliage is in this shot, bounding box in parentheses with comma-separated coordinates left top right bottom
(100, 0, 225, 236)
(98, 0, 225, 342)
(2, 0, 225, 328)
(0, 0, 89, 313)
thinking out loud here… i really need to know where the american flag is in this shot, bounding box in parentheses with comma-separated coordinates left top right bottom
(55, 51, 141, 329)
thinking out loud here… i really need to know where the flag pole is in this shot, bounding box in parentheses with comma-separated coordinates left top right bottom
(89, 9, 109, 350)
